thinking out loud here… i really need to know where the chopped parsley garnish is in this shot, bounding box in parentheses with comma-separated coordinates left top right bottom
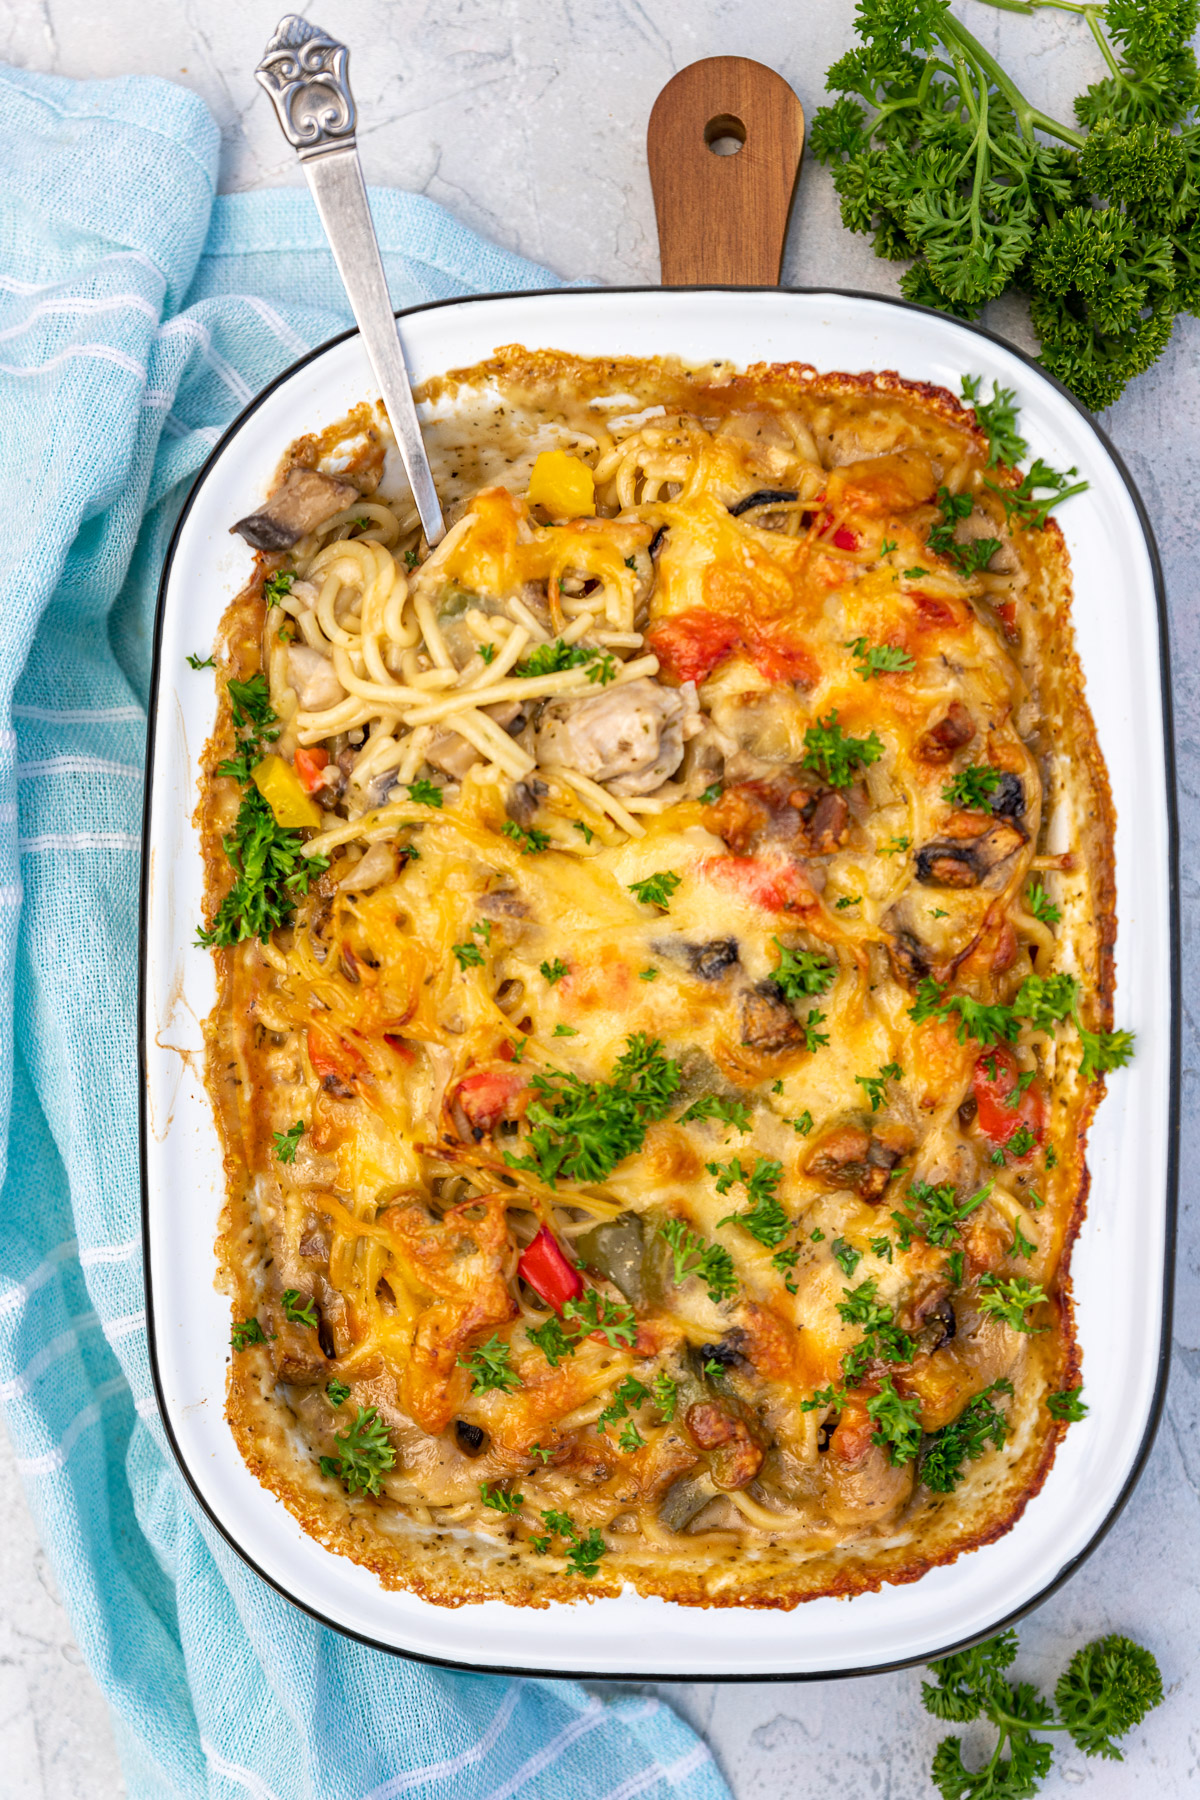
(529, 1442, 554, 1463)
(928, 487, 1000, 578)
(527, 1318, 573, 1367)
(846, 636, 915, 680)
(231, 1317, 269, 1351)
(573, 818, 594, 843)
(772, 1245, 800, 1293)
(586, 653, 618, 686)
(879, 834, 910, 856)
(196, 787, 328, 947)
(452, 939, 486, 970)
(652, 1370, 678, 1422)
(553, 1023, 579, 1037)
(855, 1060, 902, 1112)
(987, 459, 1089, 531)
(503, 1033, 680, 1185)
(480, 1482, 524, 1514)
(1078, 1022, 1136, 1080)
(768, 938, 836, 1003)
(802, 1010, 830, 1052)
(1006, 1124, 1037, 1159)
(472, 918, 492, 943)
(597, 1375, 649, 1437)
(318, 1406, 396, 1497)
(711, 1156, 791, 1248)
(538, 1510, 607, 1578)
(561, 1287, 637, 1349)
(262, 570, 295, 603)
(909, 971, 1080, 1048)
(943, 764, 1002, 811)
(790, 1109, 814, 1136)
(281, 1289, 318, 1329)
(867, 1376, 923, 1465)
(979, 1273, 1050, 1334)
(458, 1333, 521, 1394)
(802, 710, 884, 788)
(406, 778, 443, 808)
(1009, 1219, 1037, 1260)
(639, 966, 658, 981)
(186, 652, 215, 670)
(501, 819, 551, 854)
(902, 566, 928, 579)
(540, 957, 569, 984)
(403, 549, 420, 570)
(892, 1178, 991, 1251)
(962, 378, 1027, 470)
(880, 538, 897, 555)
(870, 1234, 894, 1263)
(835, 893, 862, 910)
(1026, 879, 1061, 927)
(835, 1279, 915, 1385)
(517, 639, 595, 678)
(1047, 1385, 1088, 1423)
(680, 1093, 752, 1131)
(830, 1236, 861, 1277)
(273, 1119, 304, 1164)
(921, 1380, 1013, 1492)
(478, 642, 497, 665)
(699, 782, 723, 805)
(659, 1219, 738, 1305)
(628, 870, 681, 910)
(326, 1379, 351, 1406)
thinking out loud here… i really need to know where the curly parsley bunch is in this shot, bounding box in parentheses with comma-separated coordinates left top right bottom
(923, 1627, 1163, 1796)
(811, 0, 1200, 410)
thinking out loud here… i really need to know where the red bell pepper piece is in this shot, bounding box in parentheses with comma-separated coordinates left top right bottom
(294, 746, 330, 792)
(518, 1227, 583, 1311)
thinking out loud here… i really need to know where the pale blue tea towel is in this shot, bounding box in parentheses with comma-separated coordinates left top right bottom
(0, 62, 733, 1800)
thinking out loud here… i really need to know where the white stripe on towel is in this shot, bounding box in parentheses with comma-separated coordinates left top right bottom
(0, 292, 159, 343)
(12, 704, 143, 724)
(0, 343, 145, 381)
(0, 1315, 102, 1403)
(0, 1239, 78, 1318)
(16, 1374, 129, 1475)
(364, 1685, 522, 1800)
(200, 1741, 284, 1800)
(598, 1742, 714, 1800)
(16, 755, 142, 782)
(482, 1696, 617, 1800)
(79, 1238, 142, 1268)
(19, 831, 141, 853)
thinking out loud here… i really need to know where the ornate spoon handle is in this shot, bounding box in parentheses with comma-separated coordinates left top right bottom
(255, 15, 445, 545)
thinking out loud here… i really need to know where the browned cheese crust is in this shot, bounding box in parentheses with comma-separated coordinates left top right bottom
(198, 348, 1115, 1609)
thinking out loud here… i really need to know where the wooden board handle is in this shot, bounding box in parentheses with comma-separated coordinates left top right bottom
(647, 57, 805, 287)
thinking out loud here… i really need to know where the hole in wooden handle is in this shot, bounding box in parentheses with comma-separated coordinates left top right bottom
(704, 113, 746, 156)
(648, 58, 805, 287)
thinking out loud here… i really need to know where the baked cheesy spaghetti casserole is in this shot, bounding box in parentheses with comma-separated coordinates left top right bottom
(197, 347, 1130, 1608)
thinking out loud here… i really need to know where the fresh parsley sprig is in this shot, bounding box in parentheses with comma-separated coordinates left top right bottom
(810, 0, 1200, 409)
(922, 1626, 1162, 1797)
(711, 1155, 791, 1248)
(319, 1405, 396, 1497)
(769, 938, 836, 1004)
(802, 710, 884, 788)
(680, 1093, 752, 1131)
(846, 635, 915, 679)
(503, 1034, 681, 1186)
(659, 1218, 738, 1305)
(921, 1380, 1013, 1492)
(273, 1120, 305, 1164)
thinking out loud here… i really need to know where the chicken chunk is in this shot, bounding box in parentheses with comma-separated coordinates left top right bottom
(287, 643, 346, 711)
(530, 678, 702, 796)
(233, 467, 359, 551)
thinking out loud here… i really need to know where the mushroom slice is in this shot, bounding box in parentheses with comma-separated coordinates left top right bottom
(234, 467, 359, 551)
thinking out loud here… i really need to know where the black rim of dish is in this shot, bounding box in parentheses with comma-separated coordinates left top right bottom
(139, 283, 1180, 1682)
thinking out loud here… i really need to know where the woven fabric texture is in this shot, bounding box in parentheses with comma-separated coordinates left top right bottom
(0, 62, 731, 1800)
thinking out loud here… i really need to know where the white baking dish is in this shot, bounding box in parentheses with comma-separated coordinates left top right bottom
(140, 287, 1177, 1678)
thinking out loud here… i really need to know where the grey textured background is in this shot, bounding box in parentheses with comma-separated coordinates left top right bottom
(0, 1, 1196, 1795)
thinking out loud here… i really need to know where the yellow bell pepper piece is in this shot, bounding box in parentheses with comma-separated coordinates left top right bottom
(527, 449, 596, 519)
(252, 755, 324, 830)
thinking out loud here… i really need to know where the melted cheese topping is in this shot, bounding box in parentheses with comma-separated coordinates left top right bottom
(203, 351, 1114, 1609)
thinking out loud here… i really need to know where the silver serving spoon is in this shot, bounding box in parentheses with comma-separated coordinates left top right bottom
(255, 15, 446, 545)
